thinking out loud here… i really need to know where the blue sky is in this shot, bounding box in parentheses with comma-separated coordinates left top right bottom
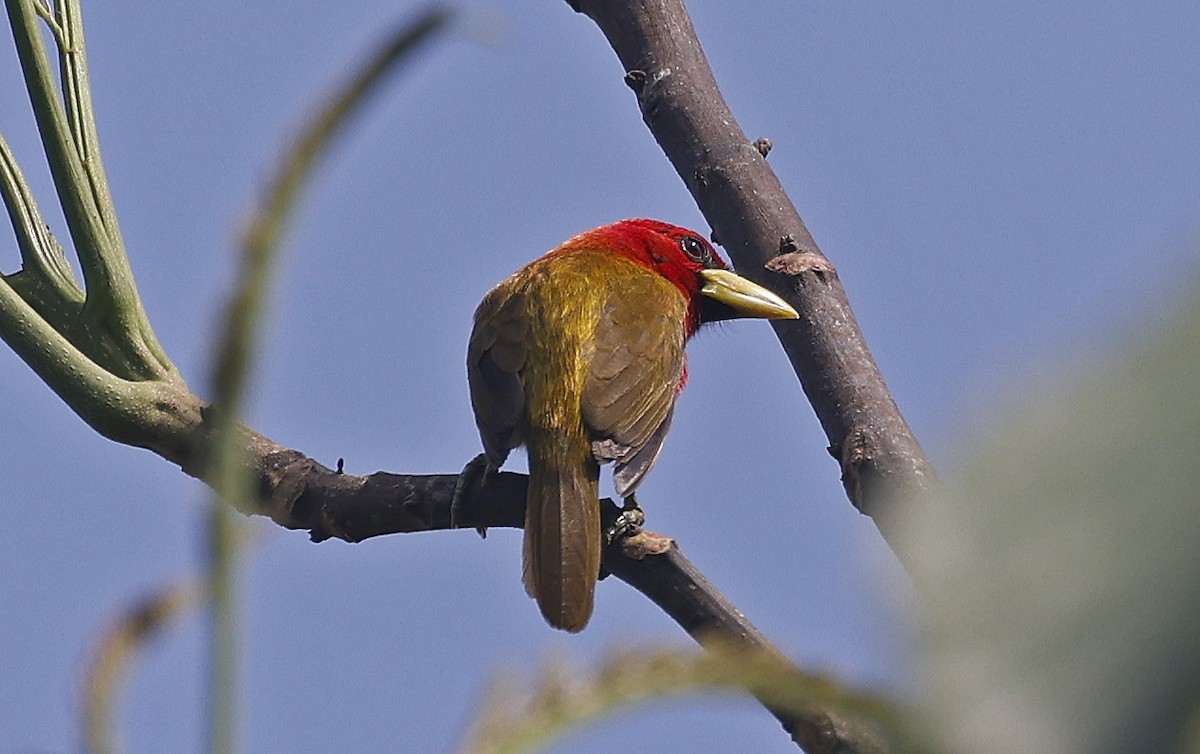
(2, 2, 1198, 752)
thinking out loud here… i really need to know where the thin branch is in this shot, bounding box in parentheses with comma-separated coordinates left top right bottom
(0, 130, 83, 300)
(31, 0, 64, 47)
(565, 0, 939, 562)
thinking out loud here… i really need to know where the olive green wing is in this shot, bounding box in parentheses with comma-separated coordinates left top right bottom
(581, 277, 688, 498)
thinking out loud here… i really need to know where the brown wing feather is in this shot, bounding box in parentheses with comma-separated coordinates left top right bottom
(582, 274, 688, 498)
(467, 286, 529, 466)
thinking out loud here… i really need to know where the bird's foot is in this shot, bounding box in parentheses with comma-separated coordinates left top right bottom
(604, 493, 645, 546)
(452, 453, 495, 538)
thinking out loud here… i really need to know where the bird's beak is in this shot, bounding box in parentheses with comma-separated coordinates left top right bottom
(699, 269, 798, 321)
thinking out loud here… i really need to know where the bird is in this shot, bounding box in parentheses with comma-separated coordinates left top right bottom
(464, 219, 798, 632)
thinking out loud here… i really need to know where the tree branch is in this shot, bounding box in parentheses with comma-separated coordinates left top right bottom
(565, 0, 939, 561)
(164, 442, 889, 753)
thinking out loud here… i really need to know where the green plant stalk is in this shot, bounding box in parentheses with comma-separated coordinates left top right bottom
(5, 0, 173, 380)
(0, 266, 180, 447)
(206, 501, 240, 754)
(0, 130, 138, 373)
(0, 132, 83, 300)
(4, 3, 453, 751)
(206, 1, 456, 482)
(200, 7, 453, 754)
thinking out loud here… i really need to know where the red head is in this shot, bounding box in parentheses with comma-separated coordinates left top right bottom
(559, 219, 731, 332)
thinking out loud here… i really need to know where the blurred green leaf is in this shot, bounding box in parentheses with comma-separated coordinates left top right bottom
(203, 8, 454, 754)
(456, 643, 903, 754)
(903, 280, 1200, 753)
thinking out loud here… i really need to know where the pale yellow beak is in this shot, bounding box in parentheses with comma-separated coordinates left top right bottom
(699, 268, 798, 320)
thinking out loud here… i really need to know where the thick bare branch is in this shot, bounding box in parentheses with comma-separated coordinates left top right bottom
(566, 0, 939, 560)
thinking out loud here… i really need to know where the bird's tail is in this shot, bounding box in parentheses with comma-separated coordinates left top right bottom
(523, 437, 601, 632)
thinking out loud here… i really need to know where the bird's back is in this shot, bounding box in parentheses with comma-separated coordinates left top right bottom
(468, 248, 689, 631)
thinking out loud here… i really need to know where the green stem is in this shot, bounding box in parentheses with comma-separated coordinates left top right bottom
(4, 5, 455, 753)
(0, 131, 83, 300)
(199, 8, 454, 754)
(207, 501, 240, 754)
(5, 0, 173, 379)
(0, 269, 181, 446)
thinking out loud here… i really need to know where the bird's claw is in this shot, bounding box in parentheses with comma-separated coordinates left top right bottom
(452, 453, 494, 538)
(604, 494, 645, 546)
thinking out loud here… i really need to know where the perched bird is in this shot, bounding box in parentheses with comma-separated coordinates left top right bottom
(465, 219, 797, 631)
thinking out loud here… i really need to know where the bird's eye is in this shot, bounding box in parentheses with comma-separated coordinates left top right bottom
(679, 235, 712, 265)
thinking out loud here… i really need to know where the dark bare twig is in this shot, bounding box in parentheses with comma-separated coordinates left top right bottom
(566, 0, 940, 561)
